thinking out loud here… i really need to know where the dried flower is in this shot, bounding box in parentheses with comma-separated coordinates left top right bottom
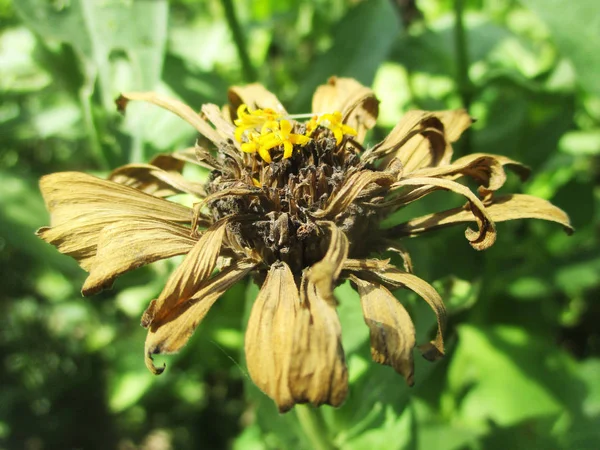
(38, 77, 572, 412)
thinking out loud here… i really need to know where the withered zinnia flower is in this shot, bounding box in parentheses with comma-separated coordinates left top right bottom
(38, 77, 572, 412)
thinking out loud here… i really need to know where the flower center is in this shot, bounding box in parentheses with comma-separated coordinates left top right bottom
(206, 111, 379, 276)
(234, 104, 357, 163)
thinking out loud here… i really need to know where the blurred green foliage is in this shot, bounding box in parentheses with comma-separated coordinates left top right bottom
(1, 0, 599, 448)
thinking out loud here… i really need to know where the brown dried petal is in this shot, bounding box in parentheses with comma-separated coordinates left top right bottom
(227, 83, 287, 118)
(201, 104, 239, 146)
(434, 109, 475, 142)
(40, 172, 191, 225)
(367, 112, 444, 164)
(145, 259, 255, 374)
(367, 266, 446, 361)
(382, 241, 414, 273)
(313, 171, 395, 219)
(245, 262, 299, 412)
(37, 214, 134, 270)
(412, 153, 530, 194)
(38, 172, 192, 269)
(143, 219, 228, 327)
(311, 76, 379, 144)
(82, 218, 197, 296)
(391, 176, 497, 250)
(390, 194, 573, 237)
(201, 186, 264, 207)
(166, 146, 221, 171)
(369, 109, 473, 171)
(110, 163, 206, 198)
(307, 222, 349, 304)
(343, 258, 392, 272)
(352, 276, 416, 385)
(109, 152, 188, 195)
(116, 92, 222, 144)
(288, 273, 348, 407)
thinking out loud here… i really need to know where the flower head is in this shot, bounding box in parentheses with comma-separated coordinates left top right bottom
(39, 77, 572, 412)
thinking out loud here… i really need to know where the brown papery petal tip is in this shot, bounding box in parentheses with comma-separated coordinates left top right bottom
(353, 276, 416, 385)
(141, 299, 157, 328)
(418, 342, 445, 362)
(145, 351, 166, 375)
(115, 95, 129, 114)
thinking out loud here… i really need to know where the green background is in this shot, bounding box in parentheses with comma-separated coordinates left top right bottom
(1, 0, 598, 449)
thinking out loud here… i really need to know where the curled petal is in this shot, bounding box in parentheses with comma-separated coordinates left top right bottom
(367, 109, 473, 171)
(412, 153, 530, 195)
(245, 262, 299, 412)
(288, 273, 348, 407)
(382, 241, 414, 273)
(142, 219, 228, 327)
(145, 259, 256, 374)
(82, 218, 196, 296)
(116, 92, 223, 144)
(388, 194, 574, 237)
(354, 265, 446, 361)
(352, 276, 416, 385)
(390, 177, 497, 250)
(311, 77, 379, 144)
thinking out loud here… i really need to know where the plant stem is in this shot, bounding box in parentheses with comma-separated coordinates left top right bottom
(79, 82, 109, 170)
(295, 405, 335, 450)
(221, 0, 257, 82)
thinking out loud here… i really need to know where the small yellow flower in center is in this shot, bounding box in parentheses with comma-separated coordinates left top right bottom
(234, 104, 357, 163)
(234, 104, 281, 142)
(264, 119, 311, 159)
(317, 111, 357, 144)
(241, 119, 311, 163)
(240, 131, 272, 162)
(305, 115, 319, 137)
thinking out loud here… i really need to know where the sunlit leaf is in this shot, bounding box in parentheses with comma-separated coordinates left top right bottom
(520, 0, 600, 97)
(448, 325, 563, 426)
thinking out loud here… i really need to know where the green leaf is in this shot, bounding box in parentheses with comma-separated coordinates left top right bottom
(233, 423, 269, 450)
(14, 0, 168, 106)
(559, 130, 600, 156)
(520, 0, 600, 97)
(579, 359, 600, 417)
(555, 257, 600, 295)
(14, 0, 170, 166)
(0, 26, 51, 92)
(337, 281, 369, 354)
(340, 402, 415, 450)
(448, 325, 563, 426)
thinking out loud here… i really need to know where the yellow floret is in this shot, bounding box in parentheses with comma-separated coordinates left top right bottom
(234, 104, 281, 142)
(239, 119, 311, 162)
(317, 111, 357, 144)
